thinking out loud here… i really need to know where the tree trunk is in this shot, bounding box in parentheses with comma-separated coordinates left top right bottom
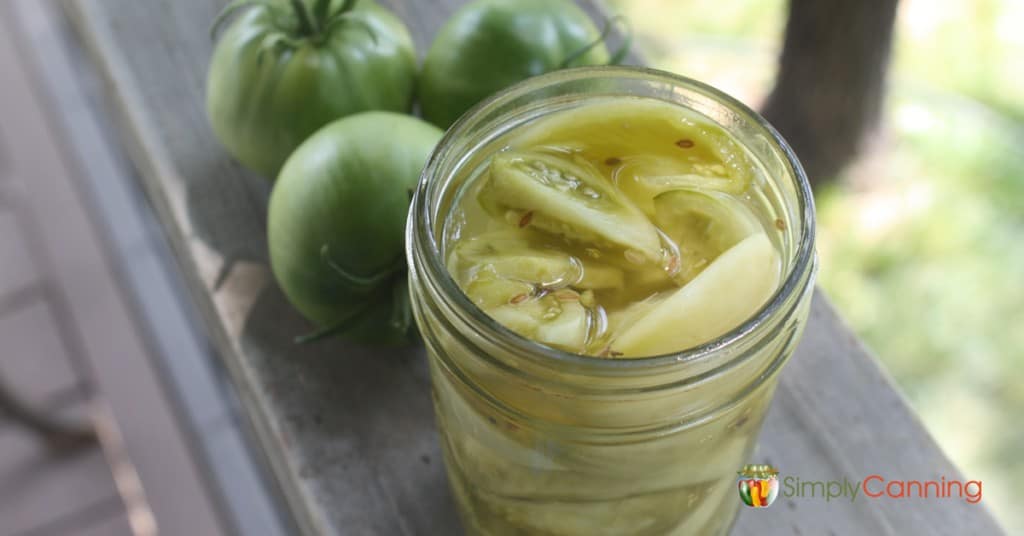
(761, 0, 899, 187)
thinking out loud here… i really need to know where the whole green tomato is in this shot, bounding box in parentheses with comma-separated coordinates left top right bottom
(419, 0, 626, 129)
(207, 0, 416, 178)
(268, 112, 442, 345)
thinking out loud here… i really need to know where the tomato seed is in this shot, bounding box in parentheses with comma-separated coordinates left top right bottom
(666, 255, 680, 274)
(624, 249, 645, 265)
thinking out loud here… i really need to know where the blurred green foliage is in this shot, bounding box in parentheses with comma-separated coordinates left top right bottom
(610, 0, 1023, 530)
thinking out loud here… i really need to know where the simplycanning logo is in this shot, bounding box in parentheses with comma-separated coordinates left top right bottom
(737, 465, 779, 507)
(738, 464, 983, 507)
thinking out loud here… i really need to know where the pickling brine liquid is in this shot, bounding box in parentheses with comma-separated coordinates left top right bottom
(415, 92, 809, 536)
(443, 98, 782, 358)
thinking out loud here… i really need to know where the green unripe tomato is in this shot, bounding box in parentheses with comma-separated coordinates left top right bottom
(207, 0, 416, 178)
(419, 0, 613, 129)
(268, 112, 442, 345)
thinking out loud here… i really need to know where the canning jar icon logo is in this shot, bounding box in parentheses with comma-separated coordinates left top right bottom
(738, 464, 779, 508)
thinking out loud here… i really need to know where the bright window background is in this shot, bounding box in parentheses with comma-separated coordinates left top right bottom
(607, 0, 1024, 530)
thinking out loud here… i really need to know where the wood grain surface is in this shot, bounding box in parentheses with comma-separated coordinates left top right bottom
(64, 0, 1003, 533)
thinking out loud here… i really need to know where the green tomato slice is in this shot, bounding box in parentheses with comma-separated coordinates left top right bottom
(505, 99, 756, 202)
(485, 254, 623, 290)
(458, 269, 592, 353)
(620, 127, 755, 197)
(481, 151, 663, 262)
(448, 231, 625, 293)
(489, 294, 590, 353)
(653, 188, 763, 282)
(448, 230, 627, 353)
(638, 167, 748, 196)
(610, 232, 780, 357)
(461, 272, 536, 310)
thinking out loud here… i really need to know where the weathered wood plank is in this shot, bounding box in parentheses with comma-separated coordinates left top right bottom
(1, 4, 231, 534)
(64, 0, 1004, 533)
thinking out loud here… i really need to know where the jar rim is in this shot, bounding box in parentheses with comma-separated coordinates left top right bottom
(409, 65, 816, 373)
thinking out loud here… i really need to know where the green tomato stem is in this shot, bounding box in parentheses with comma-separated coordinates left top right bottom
(322, 13, 378, 46)
(303, 0, 364, 43)
(289, 0, 315, 36)
(608, 16, 633, 65)
(209, 0, 279, 39)
(293, 299, 375, 344)
(389, 276, 411, 333)
(335, 0, 358, 17)
(321, 244, 401, 293)
(559, 14, 632, 69)
(312, 0, 332, 27)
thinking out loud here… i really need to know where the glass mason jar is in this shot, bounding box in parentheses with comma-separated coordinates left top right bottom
(407, 67, 816, 535)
